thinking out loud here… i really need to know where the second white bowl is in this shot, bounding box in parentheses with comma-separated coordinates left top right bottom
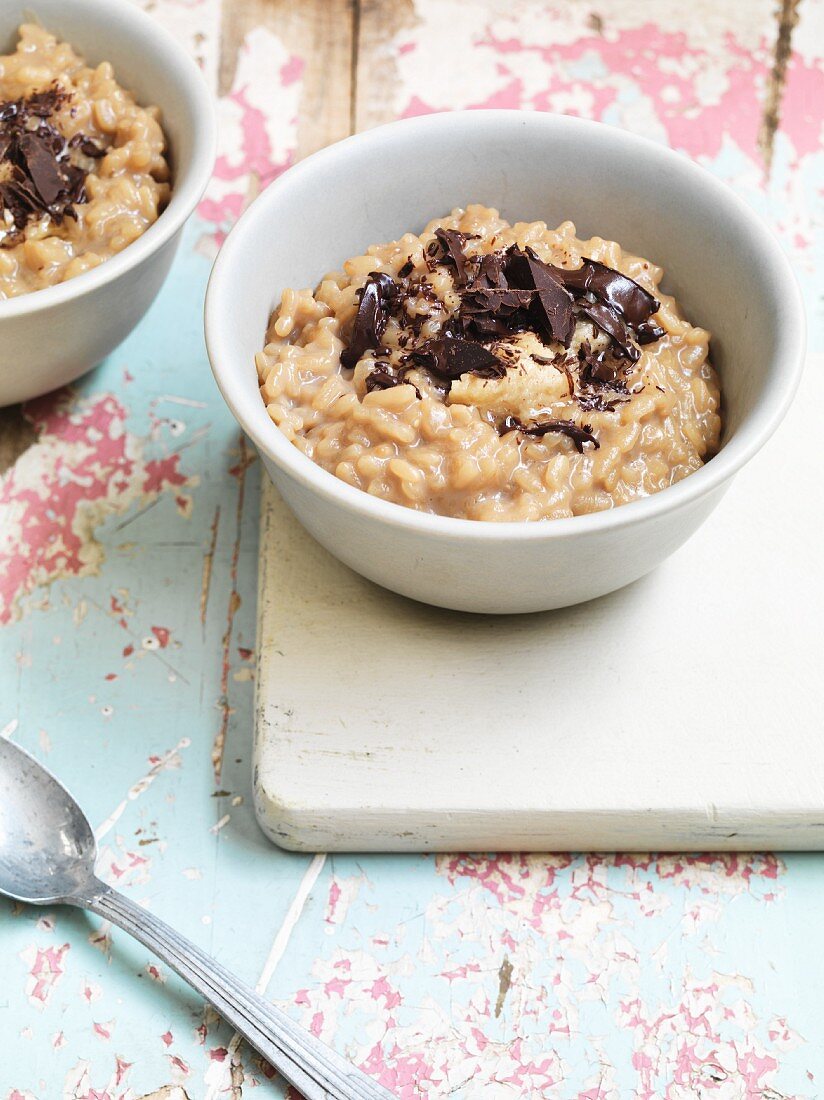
(0, 0, 216, 407)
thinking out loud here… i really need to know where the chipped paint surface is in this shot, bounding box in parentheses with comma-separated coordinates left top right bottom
(0, 391, 195, 626)
(198, 26, 302, 254)
(1, 0, 823, 1097)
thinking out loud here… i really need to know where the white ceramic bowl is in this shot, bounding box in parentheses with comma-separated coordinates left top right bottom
(0, 0, 215, 407)
(206, 111, 805, 614)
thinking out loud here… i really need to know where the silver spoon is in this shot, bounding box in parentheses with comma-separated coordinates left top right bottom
(0, 737, 395, 1100)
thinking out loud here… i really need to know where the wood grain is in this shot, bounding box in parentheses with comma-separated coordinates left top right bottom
(256, 0, 417, 655)
(758, 0, 803, 175)
(220, 0, 354, 153)
(0, 407, 36, 475)
(250, 0, 357, 771)
(353, 0, 417, 132)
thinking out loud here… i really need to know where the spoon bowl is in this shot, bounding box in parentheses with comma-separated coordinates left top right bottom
(0, 738, 97, 904)
(0, 736, 394, 1099)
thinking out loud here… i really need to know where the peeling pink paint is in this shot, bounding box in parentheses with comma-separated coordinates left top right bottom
(0, 389, 194, 626)
(325, 879, 342, 923)
(22, 943, 70, 1006)
(151, 625, 171, 648)
(395, 15, 823, 173)
(197, 33, 302, 246)
(280, 55, 304, 86)
(167, 1053, 190, 1076)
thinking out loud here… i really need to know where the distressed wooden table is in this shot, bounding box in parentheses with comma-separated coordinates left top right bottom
(1, 1, 822, 1096)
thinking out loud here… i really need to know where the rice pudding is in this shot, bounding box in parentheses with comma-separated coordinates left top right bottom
(0, 24, 170, 300)
(256, 207, 721, 522)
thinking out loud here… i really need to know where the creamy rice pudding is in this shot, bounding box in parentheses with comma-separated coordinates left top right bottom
(0, 24, 170, 299)
(256, 207, 721, 522)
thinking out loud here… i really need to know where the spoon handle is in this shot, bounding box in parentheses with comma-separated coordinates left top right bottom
(85, 884, 394, 1100)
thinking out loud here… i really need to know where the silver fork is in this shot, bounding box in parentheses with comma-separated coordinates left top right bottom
(0, 737, 395, 1100)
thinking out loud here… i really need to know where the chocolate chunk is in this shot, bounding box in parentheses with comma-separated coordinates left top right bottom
(410, 335, 506, 382)
(397, 257, 414, 278)
(340, 271, 399, 370)
(460, 284, 534, 339)
(546, 256, 663, 358)
(432, 227, 473, 287)
(18, 130, 66, 205)
(473, 252, 508, 290)
(0, 86, 100, 238)
(455, 251, 529, 339)
(500, 416, 599, 452)
(459, 247, 664, 357)
(553, 258, 659, 325)
(578, 300, 639, 362)
(503, 247, 576, 345)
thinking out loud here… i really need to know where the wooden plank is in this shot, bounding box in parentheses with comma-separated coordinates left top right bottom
(252, 0, 355, 727)
(352, 0, 417, 132)
(255, 358, 824, 852)
(252, 0, 355, 792)
(220, 0, 354, 155)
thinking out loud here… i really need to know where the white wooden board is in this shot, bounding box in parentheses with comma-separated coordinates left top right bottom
(254, 360, 824, 852)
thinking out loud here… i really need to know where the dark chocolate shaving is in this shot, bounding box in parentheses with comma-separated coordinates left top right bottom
(69, 133, 105, 158)
(551, 257, 658, 325)
(576, 392, 626, 413)
(500, 416, 600, 452)
(460, 283, 534, 339)
(579, 344, 614, 383)
(364, 365, 398, 392)
(432, 227, 473, 287)
(0, 86, 100, 240)
(577, 341, 628, 388)
(340, 271, 400, 370)
(635, 319, 666, 344)
(502, 247, 576, 345)
(578, 300, 639, 362)
(409, 335, 505, 382)
(397, 258, 414, 278)
(557, 361, 576, 398)
(546, 256, 662, 359)
(365, 365, 422, 399)
(19, 89, 63, 118)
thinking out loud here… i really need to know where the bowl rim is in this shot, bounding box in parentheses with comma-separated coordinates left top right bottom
(0, 0, 216, 319)
(205, 109, 807, 543)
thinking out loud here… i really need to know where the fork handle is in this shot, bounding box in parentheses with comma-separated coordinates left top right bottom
(83, 883, 394, 1100)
